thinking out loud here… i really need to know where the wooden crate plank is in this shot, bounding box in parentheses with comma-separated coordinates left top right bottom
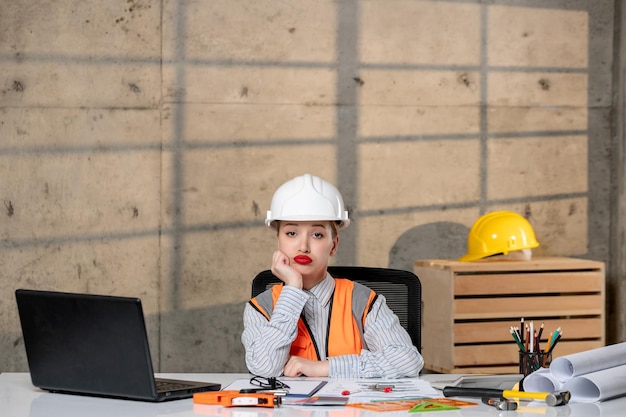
(454, 272, 603, 296)
(454, 340, 604, 367)
(418, 265, 456, 373)
(416, 257, 604, 274)
(454, 317, 604, 344)
(451, 365, 519, 374)
(454, 295, 603, 319)
(426, 363, 520, 374)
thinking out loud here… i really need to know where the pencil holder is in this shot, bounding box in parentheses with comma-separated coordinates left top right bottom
(519, 350, 552, 377)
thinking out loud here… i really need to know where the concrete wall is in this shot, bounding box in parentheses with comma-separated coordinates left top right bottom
(0, 0, 618, 372)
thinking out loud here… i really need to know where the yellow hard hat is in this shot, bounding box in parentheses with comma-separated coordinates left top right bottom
(459, 211, 540, 262)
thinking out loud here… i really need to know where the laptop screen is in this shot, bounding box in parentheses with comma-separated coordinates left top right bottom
(16, 289, 161, 399)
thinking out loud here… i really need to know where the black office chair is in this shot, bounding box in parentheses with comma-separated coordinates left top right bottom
(251, 266, 422, 351)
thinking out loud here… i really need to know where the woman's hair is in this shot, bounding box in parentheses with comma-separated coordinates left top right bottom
(329, 221, 339, 239)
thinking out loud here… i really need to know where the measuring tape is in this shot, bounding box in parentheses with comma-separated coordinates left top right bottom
(194, 390, 281, 408)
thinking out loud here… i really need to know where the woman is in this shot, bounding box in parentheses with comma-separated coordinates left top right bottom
(241, 174, 423, 378)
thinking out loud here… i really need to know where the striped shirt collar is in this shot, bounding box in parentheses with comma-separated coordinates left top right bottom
(304, 272, 335, 307)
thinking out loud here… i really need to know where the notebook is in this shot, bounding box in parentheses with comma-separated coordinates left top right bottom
(15, 289, 221, 402)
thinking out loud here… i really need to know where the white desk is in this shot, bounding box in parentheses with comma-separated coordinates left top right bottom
(2, 372, 626, 417)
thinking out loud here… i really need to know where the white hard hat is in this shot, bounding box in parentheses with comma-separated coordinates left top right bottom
(266, 173, 350, 230)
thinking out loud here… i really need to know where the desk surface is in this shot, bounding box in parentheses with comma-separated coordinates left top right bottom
(2, 372, 626, 417)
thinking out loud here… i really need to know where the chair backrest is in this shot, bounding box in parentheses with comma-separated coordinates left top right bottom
(251, 266, 422, 351)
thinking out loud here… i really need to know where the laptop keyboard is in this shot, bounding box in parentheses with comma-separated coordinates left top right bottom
(156, 380, 194, 392)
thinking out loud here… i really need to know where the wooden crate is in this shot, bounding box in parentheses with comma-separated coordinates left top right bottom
(414, 257, 605, 374)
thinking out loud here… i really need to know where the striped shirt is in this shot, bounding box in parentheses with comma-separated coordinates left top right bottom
(242, 273, 424, 378)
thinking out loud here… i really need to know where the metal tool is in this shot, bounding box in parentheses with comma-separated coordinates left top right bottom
(482, 397, 518, 411)
(443, 386, 571, 406)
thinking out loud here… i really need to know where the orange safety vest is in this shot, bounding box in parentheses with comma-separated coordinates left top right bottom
(249, 278, 377, 360)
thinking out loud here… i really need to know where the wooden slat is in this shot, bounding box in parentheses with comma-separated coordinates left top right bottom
(454, 340, 604, 367)
(450, 365, 520, 374)
(454, 271, 603, 296)
(425, 363, 522, 374)
(415, 257, 604, 273)
(454, 295, 603, 319)
(419, 265, 456, 375)
(454, 318, 604, 344)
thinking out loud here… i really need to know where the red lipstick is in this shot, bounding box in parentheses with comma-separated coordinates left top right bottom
(294, 255, 312, 265)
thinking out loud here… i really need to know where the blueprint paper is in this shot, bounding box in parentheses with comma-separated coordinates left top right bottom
(522, 343, 626, 402)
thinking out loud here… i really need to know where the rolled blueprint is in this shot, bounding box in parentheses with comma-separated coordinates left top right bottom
(562, 364, 626, 402)
(550, 342, 626, 381)
(522, 368, 562, 393)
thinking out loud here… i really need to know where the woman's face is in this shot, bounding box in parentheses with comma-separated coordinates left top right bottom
(277, 221, 339, 287)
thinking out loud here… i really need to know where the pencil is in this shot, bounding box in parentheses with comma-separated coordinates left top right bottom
(525, 323, 530, 352)
(550, 327, 561, 349)
(548, 332, 563, 353)
(510, 327, 525, 352)
(513, 326, 522, 343)
(537, 322, 544, 344)
(544, 331, 553, 352)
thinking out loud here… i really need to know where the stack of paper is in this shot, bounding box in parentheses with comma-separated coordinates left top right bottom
(523, 342, 626, 402)
(315, 378, 439, 401)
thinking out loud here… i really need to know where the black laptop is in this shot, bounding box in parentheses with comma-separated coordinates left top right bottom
(15, 289, 221, 402)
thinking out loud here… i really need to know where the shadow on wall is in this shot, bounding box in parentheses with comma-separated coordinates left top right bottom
(6, 301, 249, 373)
(388, 222, 470, 272)
(159, 301, 248, 373)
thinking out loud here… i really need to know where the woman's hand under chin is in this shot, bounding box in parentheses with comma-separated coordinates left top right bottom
(271, 250, 303, 289)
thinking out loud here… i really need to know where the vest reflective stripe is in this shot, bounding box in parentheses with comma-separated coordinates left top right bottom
(249, 294, 272, 321)
(248, 278, 376, 360)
